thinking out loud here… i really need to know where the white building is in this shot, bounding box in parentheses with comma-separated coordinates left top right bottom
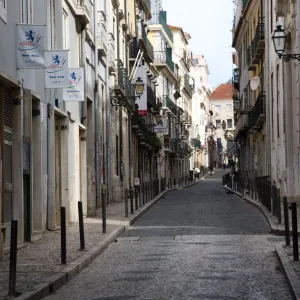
(190, 55, 211, 169)
(210, 84, 235, 167)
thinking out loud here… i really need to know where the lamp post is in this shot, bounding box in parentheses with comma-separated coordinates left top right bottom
(111, 77, 145, 210)
(272, 25, 300, 61)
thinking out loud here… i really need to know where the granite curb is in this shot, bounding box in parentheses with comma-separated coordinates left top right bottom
(221, 185, 300, 299)
(221, 185, 284, 235)
(14, 180, 204, 300)
(275, 243, 300, 300)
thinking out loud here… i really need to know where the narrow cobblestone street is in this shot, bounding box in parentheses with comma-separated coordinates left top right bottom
(44, 170, 293, 300)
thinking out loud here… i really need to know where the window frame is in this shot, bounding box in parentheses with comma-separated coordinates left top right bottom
(0, 0, 7, 23)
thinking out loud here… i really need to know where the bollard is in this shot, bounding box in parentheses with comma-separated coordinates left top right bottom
(125, 189, 129, 218)
(130, 188, 134, 214)
(135, 186, 138, 210)
(78, 201, 85, 250)
(102, 189, 107, 233)
(291, 202, 299, 261)
(283, 197, 290, 246)
(277, 188, 282, 224)
(61, 207, 67, 265)
(8, 220, 19, 296)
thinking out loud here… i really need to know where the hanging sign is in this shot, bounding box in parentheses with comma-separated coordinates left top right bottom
(17, 24, 45, 69)
(63, 68, 84, 101)
(45, 50, 69, 88)
(154, 115, 168, 133)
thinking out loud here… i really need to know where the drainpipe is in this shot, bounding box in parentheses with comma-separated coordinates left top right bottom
(298, 0, 300, 186)
(265, 0, 271, 177)
(47, 0, 55, 230)
(81, 26, 87, 125)
(105, 0, 112, 205)
(116, 5, 123, 186)
(93, 0, 101, 217)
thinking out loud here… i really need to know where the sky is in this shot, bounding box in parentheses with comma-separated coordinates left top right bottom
(162, 0, 234, 88)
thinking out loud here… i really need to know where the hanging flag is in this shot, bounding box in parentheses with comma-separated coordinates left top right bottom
(45, 50, 69, 88)
(17, 24, 45, 69)
(63, 68, 84, 101)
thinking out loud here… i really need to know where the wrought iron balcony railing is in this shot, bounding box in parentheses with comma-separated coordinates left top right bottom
(116, 60, 135, 107)
(162, 95, 177, 116)
(184, 74, 193, 97)
(147, 85, 156, 107)
(159, 11, 173, 42)
(154, 51, 174, 73)
(97, 22, 107, 57)
(247, 17, 265, 70)
(141, 27, 154, 60)
(252, 91, 266, 130)
(191, 138, 201, 149)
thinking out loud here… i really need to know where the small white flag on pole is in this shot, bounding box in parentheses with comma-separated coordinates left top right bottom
(45, 50, 69, 88)
(63, 68, 85, 101)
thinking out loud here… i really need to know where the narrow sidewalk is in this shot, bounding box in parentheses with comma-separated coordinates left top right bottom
(0, 176, 205, 300)
(222, 184, 300, 300)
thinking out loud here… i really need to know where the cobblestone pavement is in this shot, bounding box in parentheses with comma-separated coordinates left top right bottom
(0, 197, 150, 300)
(45, 170, 293, 300)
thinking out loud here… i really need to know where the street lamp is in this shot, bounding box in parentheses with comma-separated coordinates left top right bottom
(111, 77, 145, 109)
(135, 77, 145, 98)
(233, 97, 241, 111)
(272, 25, 300, 61)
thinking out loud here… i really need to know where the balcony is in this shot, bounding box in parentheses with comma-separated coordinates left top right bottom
(108, 34, 115, 74)
(191, 138, 201, 149)
(233, 68, 239, 91)
(154, 50, 174, 73)
(162, 95, 178, 116)
(159, 11, 173, 42)
(136, 0, 151, 18)
(235, 112, 252, 140)
(247, 17, 265, 71)
(74, 0, 91, 25)
(138, 27, 154, 62)
(183, 74, 193, 97)
(97, 22, 107, 57)
(251, 91, 266, 130)
(147, 85, 156, 108)
(114, 60, 135, 108)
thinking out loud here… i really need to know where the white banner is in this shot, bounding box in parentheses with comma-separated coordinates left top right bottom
(63, 68, 84, 101)
(17, 24, 45, 69)
(154, 115, 168, 133)
(45, 50, 69, 88)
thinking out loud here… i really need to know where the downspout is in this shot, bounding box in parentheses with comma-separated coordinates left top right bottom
(81, 26, 87, 125)
(125, 0, 132, 193)
(298, 0, 300, 184)
(116, 5, 123, 184)
(47, 0, 54, 229)
(105, 0, 111, 205)
(265, 0, 271, 177)
(93, 0, 101, 217)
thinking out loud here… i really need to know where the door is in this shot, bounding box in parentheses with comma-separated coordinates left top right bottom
(1, 83, 13, 222)
(23, 174, 31, 241)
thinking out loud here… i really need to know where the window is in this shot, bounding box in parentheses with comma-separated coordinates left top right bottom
(215, 105, 221, 115)
(216, 119, 221, 129)
(20, 0, 32, 24)
(227, 119, 233, 129)
(225, 104, 233, 112)
(63, 10, 68, 49)
(0, 0, 7, 23)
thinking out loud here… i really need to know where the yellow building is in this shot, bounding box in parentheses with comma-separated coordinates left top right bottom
(232, 0, 268, 189)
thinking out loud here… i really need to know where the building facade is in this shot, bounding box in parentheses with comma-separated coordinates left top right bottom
(210, 84, 235, 168)
(0, 0, 212, 259)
